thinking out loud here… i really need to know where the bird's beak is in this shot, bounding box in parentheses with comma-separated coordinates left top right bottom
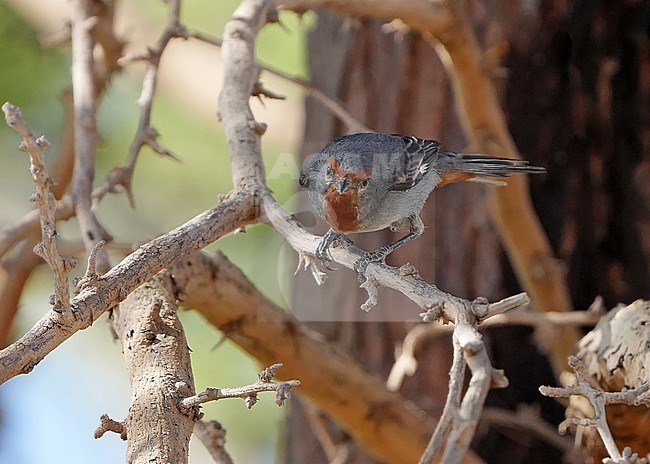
(337, 177, 350, 193)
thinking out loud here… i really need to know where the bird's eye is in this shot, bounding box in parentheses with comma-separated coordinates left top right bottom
(361, 178, 370, 188)
(326, 166, 333, 177)
(298, 172, 309, 188)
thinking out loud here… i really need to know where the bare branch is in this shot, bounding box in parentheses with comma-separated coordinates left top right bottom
(0, 191, 256, 384)
(263, 193, 529, 320)
(435, 317, 508, 463)
(92, 0, 183, 208)
(180, 363, 300, 410)
(108, 271, 197, 463)
(2, 102, 75, 311)
(388, 306, 603, 391)
(169, 251, 485, 464)
(0, 90, 76, 346)
(218, 0, 277, 189)
(187, 30, 371, 133)
(419, 337, 466, 463)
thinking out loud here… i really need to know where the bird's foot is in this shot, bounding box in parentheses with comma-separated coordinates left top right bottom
(354, 246, 390, 283)
(315, 229, 351, 270)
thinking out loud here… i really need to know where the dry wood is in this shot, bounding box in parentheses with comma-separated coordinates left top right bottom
(168, 250, 486, 464)
(107, 272, 198, 464)
(559, 301, 650, 462)
(0, 191, 255, 384)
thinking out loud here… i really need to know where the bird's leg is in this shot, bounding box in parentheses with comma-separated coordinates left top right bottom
(354, 215, 424, 282)
(315, 228, 351, 270)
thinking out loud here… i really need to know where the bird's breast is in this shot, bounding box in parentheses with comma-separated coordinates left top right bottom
(323, 187, 361, 233)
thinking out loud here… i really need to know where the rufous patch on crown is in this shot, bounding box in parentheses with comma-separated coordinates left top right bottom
(328, 157, 371, 184)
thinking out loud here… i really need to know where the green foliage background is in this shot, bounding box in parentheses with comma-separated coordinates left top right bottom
(0, 1, 311, 462)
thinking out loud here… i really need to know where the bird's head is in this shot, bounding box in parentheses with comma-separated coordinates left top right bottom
(323, 157, 371, 194)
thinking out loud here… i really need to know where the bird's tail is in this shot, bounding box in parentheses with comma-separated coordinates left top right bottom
(436, 151, 545, 187)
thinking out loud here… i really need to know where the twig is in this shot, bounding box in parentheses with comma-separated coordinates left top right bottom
(186, 30, 371, 133)
(2, 103, 75, 311)
(194, 421, 235, 464)
(180, 363, 300, 410)
(0, 90, 76, 346)
(419, 337, 465, 463)
(388, 307, 603, 391)
(94, 413, 127, 440)
(440, 316, 509, 463)
(540, 356, 650, 463)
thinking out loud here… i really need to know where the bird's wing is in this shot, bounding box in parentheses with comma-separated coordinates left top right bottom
(389, 135, 441, 191)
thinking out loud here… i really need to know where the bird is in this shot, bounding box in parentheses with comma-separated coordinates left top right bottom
(298, 133, 545, 278)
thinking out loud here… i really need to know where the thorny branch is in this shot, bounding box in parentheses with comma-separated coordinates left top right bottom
(186, 30, 371, 133)
(180, 363, 300, 410)
(2, 103, 75, 311)
(92, 0, 183, 208)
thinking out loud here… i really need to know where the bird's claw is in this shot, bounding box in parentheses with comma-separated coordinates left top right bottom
(314, 229, 351, 271)
(354, 246, 390, 283)
(315, 243, 336, 270)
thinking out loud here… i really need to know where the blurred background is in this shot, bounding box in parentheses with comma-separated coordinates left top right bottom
(2, 0, 650, 463)
(0, 0, 310, 462)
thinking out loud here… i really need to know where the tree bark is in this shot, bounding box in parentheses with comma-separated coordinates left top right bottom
(110, 273, 197, 464)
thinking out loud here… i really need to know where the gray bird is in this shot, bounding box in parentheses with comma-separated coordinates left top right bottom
(299, 133, 545, 277)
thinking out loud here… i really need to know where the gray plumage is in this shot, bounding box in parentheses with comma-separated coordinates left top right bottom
(299, 133, 544, 235)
